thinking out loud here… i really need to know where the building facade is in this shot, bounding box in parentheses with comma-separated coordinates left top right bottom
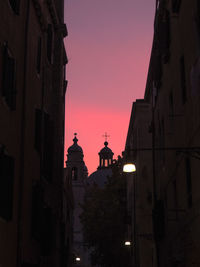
(124, 0, 200, 266)
(124, 100, 155, 267)
(0, 0, 68, 266)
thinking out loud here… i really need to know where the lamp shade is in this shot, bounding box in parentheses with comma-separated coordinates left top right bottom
(123, 163, 136, 173)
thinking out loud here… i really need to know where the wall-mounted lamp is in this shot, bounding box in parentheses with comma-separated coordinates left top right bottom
(75, 257, 81, 262)
(123, 146, 200, 173)
(124, 241, 131, 246)
(123, 163, 136, 173)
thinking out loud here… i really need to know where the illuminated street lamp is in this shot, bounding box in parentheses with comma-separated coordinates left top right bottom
(123, 146, 200, 173)
(124, 241, 131, 246)
(123, 163, 136, 173)
(75, 257, 81, 262)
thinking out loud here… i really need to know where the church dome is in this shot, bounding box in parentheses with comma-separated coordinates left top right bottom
(87, 168, 112, 187)
(68, 134, 83, 153)
(99, 142, 114, 157)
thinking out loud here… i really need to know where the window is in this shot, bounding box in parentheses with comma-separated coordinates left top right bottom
(9, 0, 20, 14)
(31, 183, 43, 240)
(173, 179, 178, 220)
(153, 53, 162, 89)
(34, 109, 42, 153)
(158, 118, 165, 163)
(31, 186, 54, 254)
(169, 91, 174, 116)
(41, 207, 54, 255)
(172, 0, 181, 13)
(2, 43, 16, 110)
(36, 37, 42, 74)
(0, 149, 15, 221)
(180, 56, 187, 104)
(169, 91, 174, 132)
(158, 9, 170, 63)
(47, 24, 53, 63)
(185, 158, 192, 208)
(72, 167, 78, 181)
(42, 113, 54, 181)
(153, 200, 165, 241)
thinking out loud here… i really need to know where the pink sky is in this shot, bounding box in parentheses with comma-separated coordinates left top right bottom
(64, 0, 155, 175)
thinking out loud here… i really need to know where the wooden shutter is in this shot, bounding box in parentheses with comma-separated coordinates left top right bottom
(0, 153, 15, 220)
(2, 45, 16, 110)
(47, 24, 53, 63)
(43, 113, 54, 181)
(34, 109, 42, 153)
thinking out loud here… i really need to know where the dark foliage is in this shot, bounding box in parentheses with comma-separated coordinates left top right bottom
(80, 163, 131, 267)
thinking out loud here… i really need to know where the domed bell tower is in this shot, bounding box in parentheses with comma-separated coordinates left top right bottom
(98, 141, 114, 169)
(66, 133, 88, 181)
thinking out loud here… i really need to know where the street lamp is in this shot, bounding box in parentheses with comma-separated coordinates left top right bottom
(123, 145, 200, 267)
(123, 163, 136, 173)
(124, 241, 131, 246)
(75, 257, 81, 262)
(123, 146, 200, 173)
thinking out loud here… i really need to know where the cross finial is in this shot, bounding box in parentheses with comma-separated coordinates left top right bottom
(73, 132, 78, 144)
(102, 132, 110, 142)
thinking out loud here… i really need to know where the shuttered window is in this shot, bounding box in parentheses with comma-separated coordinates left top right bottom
(36, 37, 42, 74)
(42, 113, 54, 181)
(34, 109, 42, 153)
(0, 151, 15, 221)
(2, 44, 16, 110)
(180, 56, 187, 104)
(185, 158, 192, 208)
(47, 24, 53, 64)
(31, 183, 44, 240)
(72, 167, 78, 181)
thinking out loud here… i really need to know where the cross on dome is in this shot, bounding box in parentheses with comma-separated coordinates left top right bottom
(102, 132, 110, 142)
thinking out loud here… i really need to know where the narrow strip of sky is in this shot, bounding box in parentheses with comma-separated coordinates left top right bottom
(64, 0, 155, 174)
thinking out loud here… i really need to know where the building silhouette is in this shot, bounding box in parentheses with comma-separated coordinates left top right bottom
(88, 141, 114, 187)
(65, 134, 89, 267)
(0, 1, 70, 267)
(124, 0, 200, 266)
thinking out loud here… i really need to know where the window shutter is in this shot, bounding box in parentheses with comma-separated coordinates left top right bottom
(2, 45, 16, 110)
(31, 183, 44, 240)
(43, 113, 54, 181)
(180, 56, 187, 104)
(0, 153, 14, 221)
(36, 37, 42, 74)
(47, 24, 53, 63)
(34, 109, 42, 153)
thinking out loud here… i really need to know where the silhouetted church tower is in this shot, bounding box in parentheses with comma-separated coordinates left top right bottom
(66, 133, 88, 180)
(98, 141, 114, 169)
(88, 133, 114, 187)
(66, 133, 90, 266)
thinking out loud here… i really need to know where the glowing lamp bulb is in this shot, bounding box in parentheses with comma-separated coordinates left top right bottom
(76, 257, 81, 262)
(125, 241, 131, 246)
(123, 163, 136, 173)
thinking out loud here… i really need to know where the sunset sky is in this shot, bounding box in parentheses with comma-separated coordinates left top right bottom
(64, 0, 155, 175)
